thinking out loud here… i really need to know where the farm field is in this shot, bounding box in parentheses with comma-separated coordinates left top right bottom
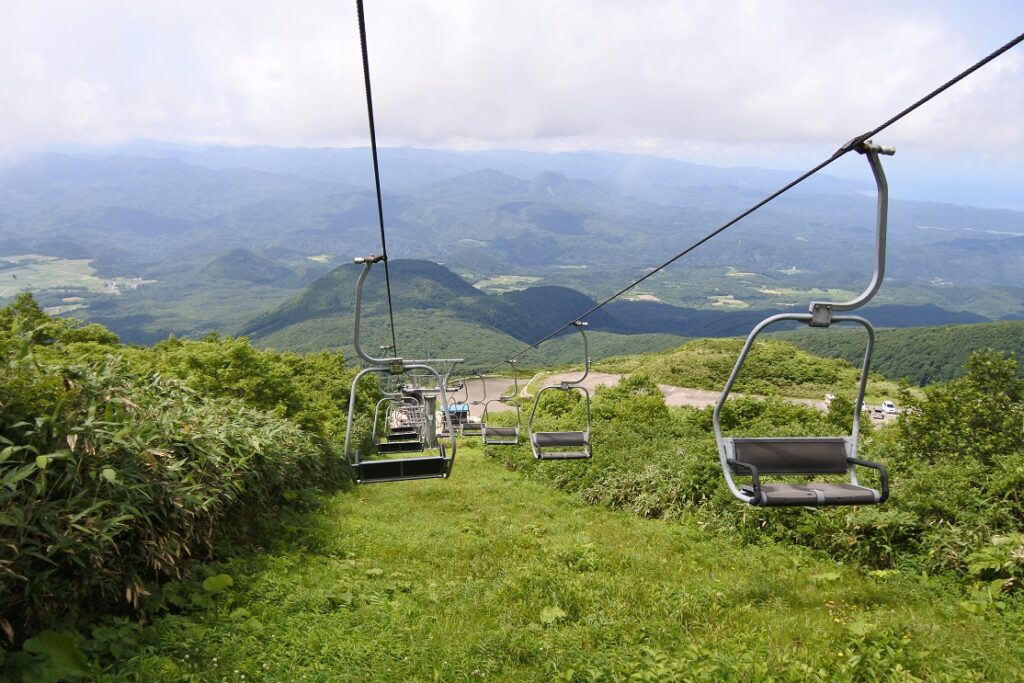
(0, 255, 105, 299)
(473, 275, 542, 294)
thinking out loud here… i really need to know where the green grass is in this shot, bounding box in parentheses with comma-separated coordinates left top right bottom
(97, 447, 1024, 681)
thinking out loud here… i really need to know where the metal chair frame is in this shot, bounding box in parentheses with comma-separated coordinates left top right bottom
(461, 374, 488, 437)
(483, 360, 522, 446)
(528, 322, 593, 460)
(343, 255, 461, 484)
(712, 141, 894, 506)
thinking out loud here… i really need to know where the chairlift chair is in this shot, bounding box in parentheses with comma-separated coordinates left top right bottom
(439, 380, 466, 436)
(712, 141, 893, 506)
(371, 396, 425, 454)
(483, 360, 522, 445)
(343, 255, 458, 483)
(528, 322, 592, 460)
(461, 374, 487, 437)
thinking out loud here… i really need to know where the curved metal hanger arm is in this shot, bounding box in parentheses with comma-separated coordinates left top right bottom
(507, 359, 520, 400)
(558, 321, 591, 387)
(352, 255, 403, 369)
(808, 140, 895, 326)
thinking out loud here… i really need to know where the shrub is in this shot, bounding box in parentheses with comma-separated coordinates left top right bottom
(0, 296, 355, 644)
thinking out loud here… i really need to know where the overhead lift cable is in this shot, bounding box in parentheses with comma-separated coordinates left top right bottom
(356, 0, 398, 356)
(346, 1, 466, 483)
(491, 29, 1024, 371)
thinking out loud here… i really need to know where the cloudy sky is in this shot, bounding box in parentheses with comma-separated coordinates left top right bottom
(2, 0, 1022, 207)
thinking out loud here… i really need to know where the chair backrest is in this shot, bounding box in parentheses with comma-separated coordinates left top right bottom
(533, 431, 588, 448)
(485, 426, 518, 437)
(729, 437, 849, 475)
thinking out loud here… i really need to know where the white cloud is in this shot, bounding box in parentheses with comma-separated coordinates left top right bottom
(0, 0, 1021, 166)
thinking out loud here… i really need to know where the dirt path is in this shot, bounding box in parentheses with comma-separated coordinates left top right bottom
(454, 377, 516, 413)
(469, 371, 899, 426)
(539, 371, 835, 413)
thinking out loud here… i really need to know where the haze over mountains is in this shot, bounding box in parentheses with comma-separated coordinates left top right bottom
(0, 145, 1021, 352)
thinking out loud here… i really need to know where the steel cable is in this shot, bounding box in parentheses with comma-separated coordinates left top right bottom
(356, 0, 398, 355)
(491, 29, 1024, 371)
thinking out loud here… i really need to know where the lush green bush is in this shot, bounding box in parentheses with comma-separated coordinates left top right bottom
(0, 296, 360, 645)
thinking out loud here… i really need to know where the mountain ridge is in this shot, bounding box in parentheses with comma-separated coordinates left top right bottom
(238, 258, 991, 369)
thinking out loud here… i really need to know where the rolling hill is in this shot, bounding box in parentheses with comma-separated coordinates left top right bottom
(238, 258, 995, 372)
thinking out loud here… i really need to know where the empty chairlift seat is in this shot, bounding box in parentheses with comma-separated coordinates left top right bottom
(483, 362, 523, 446)
(712, 140, 895, 507)
(342, 254, 459, 484)
(353, 442, 451, 484)
(372, 398, 425, 453)
(531, 430, 590, 459)
(386, 425, 421, 441)
(713, 313, 890, 507)
(483, 424, 519, 445)
(724, 437, 887, 506)
(461, 420, 484, 436)
(527, 321, 593, 461)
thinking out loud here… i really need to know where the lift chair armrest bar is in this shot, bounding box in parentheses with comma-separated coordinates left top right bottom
(847, 457, 889, 503)
(727, 458, 762, 495)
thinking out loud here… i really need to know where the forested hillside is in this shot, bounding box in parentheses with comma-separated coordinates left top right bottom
(597, 337, 903, 401)
(778, 319, 1024, 385)
(238, 258, 988, 372)
(4, 148, 1023, 347)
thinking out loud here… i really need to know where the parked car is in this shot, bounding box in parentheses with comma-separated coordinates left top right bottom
(882, 400, 896, 414)
(872, 407, 885, 420)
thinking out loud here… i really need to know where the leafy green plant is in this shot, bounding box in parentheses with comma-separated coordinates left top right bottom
(0, 296, 357, 649)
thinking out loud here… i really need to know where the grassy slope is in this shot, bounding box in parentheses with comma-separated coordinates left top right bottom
(595, 337, 904, 403)
(104, 448, 1022, 681)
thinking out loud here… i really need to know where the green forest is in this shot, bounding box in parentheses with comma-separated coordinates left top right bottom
(778, 319, 1024, 386)
(2, 294, 1024, 681)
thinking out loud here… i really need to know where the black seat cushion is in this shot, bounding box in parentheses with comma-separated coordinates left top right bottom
(743, 482, 880, 506)
(355, 456, 447, 483)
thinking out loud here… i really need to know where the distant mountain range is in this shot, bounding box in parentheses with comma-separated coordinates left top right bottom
(1, 145, 1022, 347)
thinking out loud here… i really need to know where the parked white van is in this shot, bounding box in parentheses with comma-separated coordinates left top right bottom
(882, 400, 896, 414)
